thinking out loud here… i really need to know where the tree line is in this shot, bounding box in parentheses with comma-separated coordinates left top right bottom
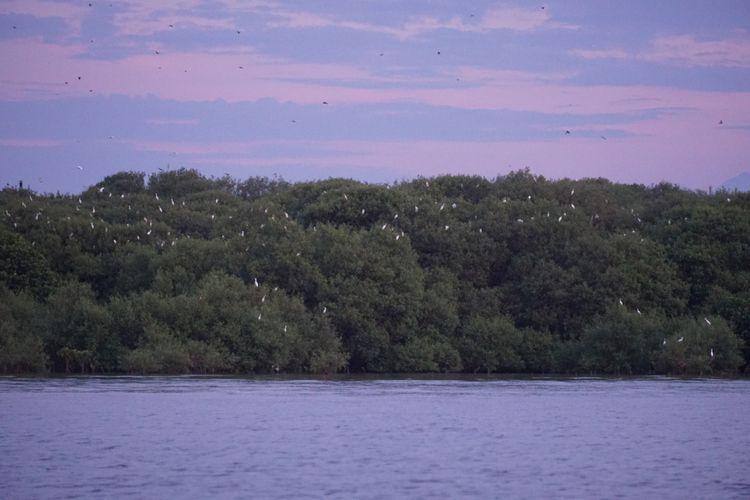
(1, 168, 747, 375)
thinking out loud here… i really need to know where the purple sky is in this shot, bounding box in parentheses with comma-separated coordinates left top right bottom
(1, 0, 749, 193)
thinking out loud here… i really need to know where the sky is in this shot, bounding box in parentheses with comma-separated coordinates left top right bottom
(1, 0, 749, 193)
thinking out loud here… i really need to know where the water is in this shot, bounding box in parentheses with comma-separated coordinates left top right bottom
(1, 377, 749, 499)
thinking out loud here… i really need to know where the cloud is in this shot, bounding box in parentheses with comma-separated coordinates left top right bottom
(645, 35, 750, 68)
(146, 118, 199, 126)
(268, 5, 576, 40)
(572, 34, 750, 68)
(0, 138, 64, 147)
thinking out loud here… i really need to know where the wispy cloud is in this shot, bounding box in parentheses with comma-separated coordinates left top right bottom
(268, 5, 576, 40)
(572, 34, 750, 68)
(0, 137, 64, 147)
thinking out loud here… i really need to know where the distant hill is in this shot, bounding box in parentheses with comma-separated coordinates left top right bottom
(721, 171, 750, 192)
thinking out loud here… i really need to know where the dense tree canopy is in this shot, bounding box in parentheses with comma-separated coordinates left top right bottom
(1, 169, 747, 375)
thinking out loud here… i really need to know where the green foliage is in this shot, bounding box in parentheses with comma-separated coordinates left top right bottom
(458, 315, 525, 373)
(1, 169, 748, 375)
(0, 286, 48, 373)
(577, 308, 664, 375)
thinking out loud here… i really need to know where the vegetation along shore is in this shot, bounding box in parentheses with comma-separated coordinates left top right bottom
(1, 169, 747, 376)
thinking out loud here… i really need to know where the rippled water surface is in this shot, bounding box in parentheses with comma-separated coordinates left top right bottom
(1, 377, 749, 499)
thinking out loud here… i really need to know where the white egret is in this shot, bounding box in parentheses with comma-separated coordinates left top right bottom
(677, 337, 684, 343)
(704, 317, 711, 326)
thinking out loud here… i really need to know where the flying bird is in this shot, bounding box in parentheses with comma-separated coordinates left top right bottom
(76, 165, 83, 170)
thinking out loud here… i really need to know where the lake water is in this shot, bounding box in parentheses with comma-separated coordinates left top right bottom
(1, 377, 749, 499)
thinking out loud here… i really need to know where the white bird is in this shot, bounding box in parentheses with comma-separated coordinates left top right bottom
(76, 165, 83, 170)
(415, 206, 419, 212)
(440, 203, 445, 211)
(516, 218, 523, 223)
(343, 193, 348, 200)
(284, 325, 287, 332)
(393, 214, 398, 219)
(704, 317, 711, 326)
(618, 298, 623, 306)
(98, 186, 105, 193)
(677, 337, 684, 343)
(570, 203, 575, 209)
(261, 295, 266, 303)
(254, 277, 259, 287)
(710, 348, 714, 358)
(381, 223, 387, 230)
(155, 193, 159, 200)
(158, 206, 163, 213)
(361, 208, 365, 215)
(636, 308, 641, 315)
(570, 189, 575, 196)
(662, 338, 667, 346)
(452, 203, 457, 209)
(258, 313, 262, 320)
(171, 197, 175, 205)
(322, 306, 327, 314)
(558, 215, 563, 222)
(444, 225, 449, 230)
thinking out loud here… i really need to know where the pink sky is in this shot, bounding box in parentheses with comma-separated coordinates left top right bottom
(1, 1, 749, 191)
